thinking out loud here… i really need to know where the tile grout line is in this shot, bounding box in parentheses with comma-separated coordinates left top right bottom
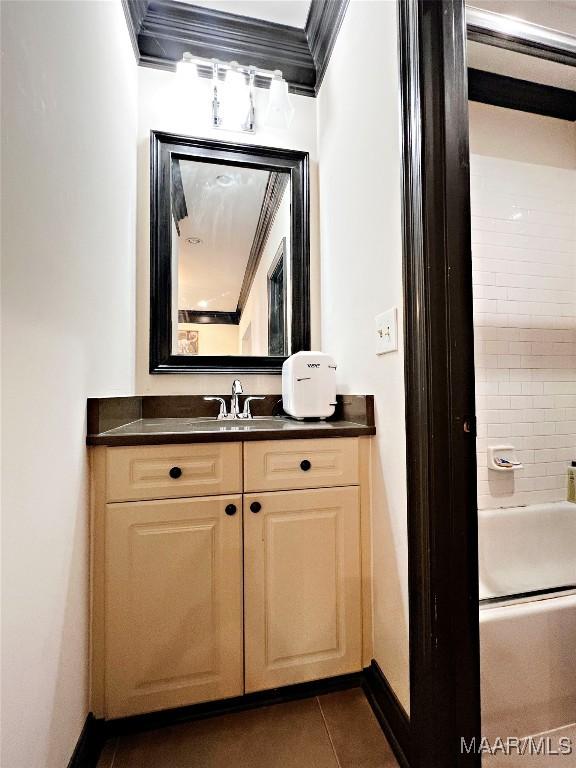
(109, 737, 118, 768)
(316, 696, 343, 768)
(101, 736, 119, 768)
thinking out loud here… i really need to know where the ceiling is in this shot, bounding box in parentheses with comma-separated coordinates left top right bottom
(177, 161, 271, 312)
(180, 0, 312, 28)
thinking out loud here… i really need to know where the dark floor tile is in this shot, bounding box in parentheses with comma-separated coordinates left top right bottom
(112, 697, 340, 768)
(318, 688, 399, 768)
(96, 737, 118, 768)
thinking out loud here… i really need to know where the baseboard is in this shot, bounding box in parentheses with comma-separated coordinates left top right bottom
(104, 671, 364, 737)
(363, 660, 411, 768)
(67, 713, 105, 768)
(74, 665, 409, 765)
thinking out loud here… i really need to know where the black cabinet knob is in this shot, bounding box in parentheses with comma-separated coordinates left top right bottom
(300, 459, 312, 471)
(250, 501, 261, 513)
(169, 466, 182, 479)
(225, 504, 237, 516)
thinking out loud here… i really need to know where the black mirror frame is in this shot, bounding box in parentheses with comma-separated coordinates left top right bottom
(150, 131, 310, 374)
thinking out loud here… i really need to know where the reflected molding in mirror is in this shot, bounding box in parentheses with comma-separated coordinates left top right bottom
(150, 132, 310, 373)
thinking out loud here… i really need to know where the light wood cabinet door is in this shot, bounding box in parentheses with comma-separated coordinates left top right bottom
(104, 495, 243, 717)
(243, 486, 361, 692)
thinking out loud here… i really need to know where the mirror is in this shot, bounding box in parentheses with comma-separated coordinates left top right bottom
(150, 133, 310, 374)
(172, 160, 291, 357)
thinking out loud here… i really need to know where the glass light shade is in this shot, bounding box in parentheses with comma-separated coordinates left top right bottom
(264, 72, 294, 129)
(176, 54, 197, 84)
(219, 64, 252, 131)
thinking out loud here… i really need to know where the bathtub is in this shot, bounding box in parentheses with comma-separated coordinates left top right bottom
(478, 501, 576, 600)
(479, 501, 576, 741)
(480, 593, 576, 741)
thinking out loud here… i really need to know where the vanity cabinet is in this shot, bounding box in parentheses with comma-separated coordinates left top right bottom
(105, 442, 242, 502)
(90, 437, 367, 719)
(244, 438, 359, 492)
(244, 486, 361, 692)
(104, 495, 244, 717)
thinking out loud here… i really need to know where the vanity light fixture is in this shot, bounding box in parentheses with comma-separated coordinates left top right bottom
(177, 53, 294, 133)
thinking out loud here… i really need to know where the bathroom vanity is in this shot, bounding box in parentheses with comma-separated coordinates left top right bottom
(86, 130, 376, 722)
(87, 395, 375, 720)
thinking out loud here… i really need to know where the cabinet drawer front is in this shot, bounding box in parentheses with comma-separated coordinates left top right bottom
(243, 486, 362, 691)
(106, 443, 242, 502)
(244, 438, 358, 492)
(104, 496, 244, 717)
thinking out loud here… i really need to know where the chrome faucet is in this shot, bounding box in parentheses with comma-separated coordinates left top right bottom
(204, 380, 265, 420)
(241, 395, 265, 419)
(203, 396, 228, 419)
(230, 379, 243, 419)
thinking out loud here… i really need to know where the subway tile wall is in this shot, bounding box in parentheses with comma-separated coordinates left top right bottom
(471, 155, 576, 510)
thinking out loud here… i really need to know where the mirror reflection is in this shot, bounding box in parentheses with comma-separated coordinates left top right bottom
(171, 158, 291, 356)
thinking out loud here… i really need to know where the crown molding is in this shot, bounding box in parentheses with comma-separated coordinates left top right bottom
(306, 0, 349, 94)
(237, 172, 289, 316)
(135, 0, 315, 95)
(178, 310, 240, 324)
(122, 0, 349, 97)
(121, 0, 149, 61)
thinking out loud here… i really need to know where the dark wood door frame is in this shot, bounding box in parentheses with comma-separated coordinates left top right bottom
(398, 3, 576, 766)
(398, 1, 481, 766)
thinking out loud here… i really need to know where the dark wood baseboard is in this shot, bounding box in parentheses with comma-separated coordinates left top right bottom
(67, 713, 105, 768)
(363, 661, 411, 768)
(103, 671, 363, 738)
(72, 666, 411, 766)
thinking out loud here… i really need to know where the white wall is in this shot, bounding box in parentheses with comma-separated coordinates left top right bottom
(178, 322, 239, 355)
(470, 103, 576, 510)
(317, 0, 409, 711)
(0, 2, 137, 766)
(137, 67, 319, 394)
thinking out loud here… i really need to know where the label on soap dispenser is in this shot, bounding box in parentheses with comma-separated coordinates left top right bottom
(567, 467, 576, 504)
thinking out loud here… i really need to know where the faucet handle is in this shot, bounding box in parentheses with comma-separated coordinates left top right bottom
(242, 396, 266, 419)
(204, 396, 228, 420)
(232, 379, 243, 395)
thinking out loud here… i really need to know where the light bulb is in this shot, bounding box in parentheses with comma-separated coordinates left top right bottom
(176, 52, 197, 84)
(219, 62, 251, 130)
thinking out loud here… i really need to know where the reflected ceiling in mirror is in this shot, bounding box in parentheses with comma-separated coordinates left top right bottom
(171, 158, 291, 357)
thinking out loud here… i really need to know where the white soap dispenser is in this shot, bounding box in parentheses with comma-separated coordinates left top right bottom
(282, 351, 337, 420)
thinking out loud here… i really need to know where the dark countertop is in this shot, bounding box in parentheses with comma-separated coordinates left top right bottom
(86, 394, 375, 447)
(87, 416, 375, 446)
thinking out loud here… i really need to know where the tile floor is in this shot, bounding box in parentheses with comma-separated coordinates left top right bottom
(97, 688, 399, 768)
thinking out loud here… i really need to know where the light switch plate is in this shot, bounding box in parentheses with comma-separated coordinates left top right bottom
(375, 308, 398, 355)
